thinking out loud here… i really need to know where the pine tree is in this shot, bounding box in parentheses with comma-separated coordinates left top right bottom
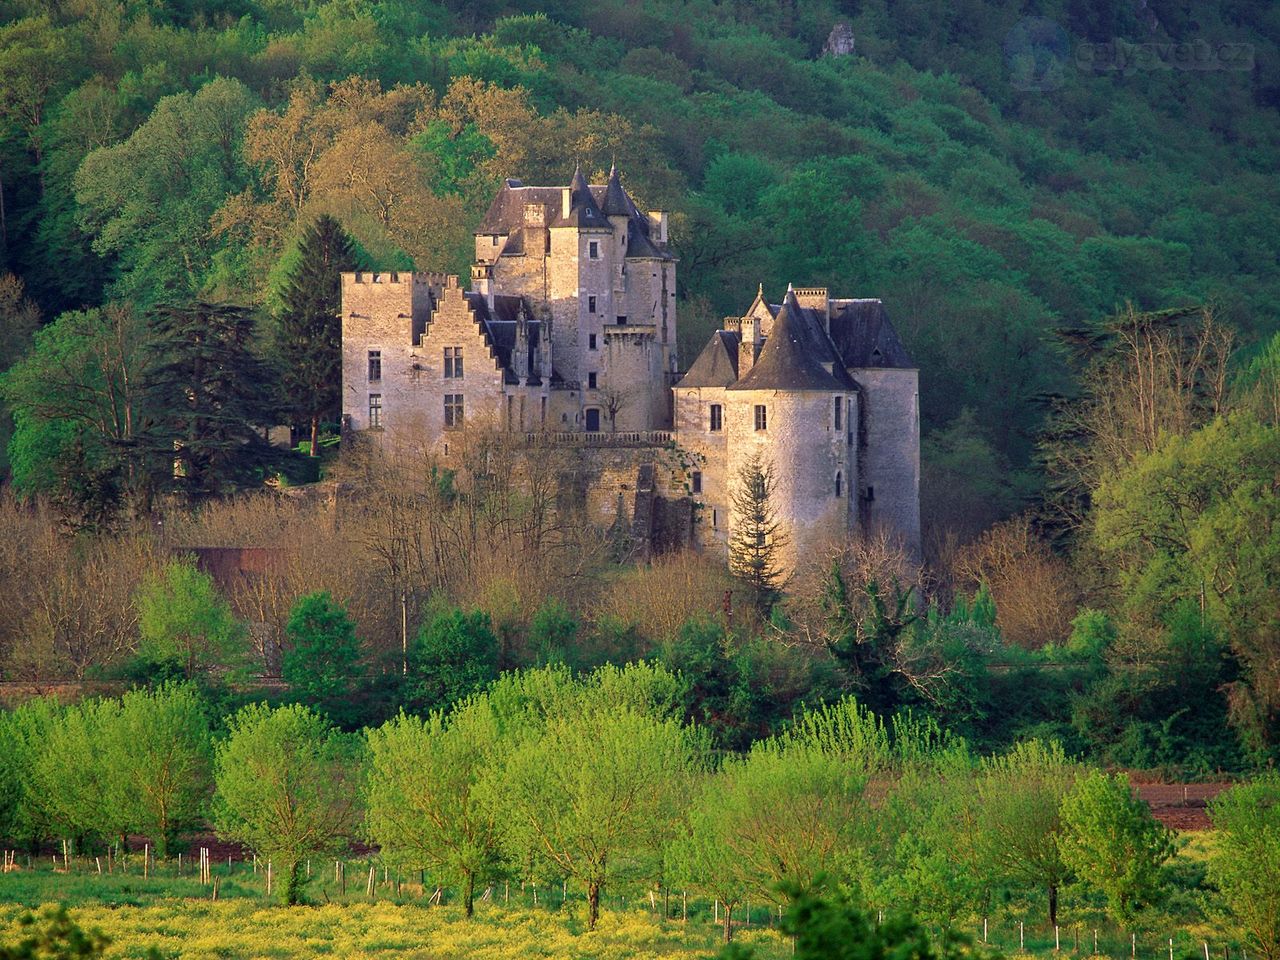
(274, 215, 357, 456)
(729, 455, 788, 611)
(143, 301, 280, 499)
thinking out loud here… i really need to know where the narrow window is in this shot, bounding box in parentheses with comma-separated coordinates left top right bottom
(444, 347, 464, 378)
(589, 334, 597, 350)
(866, 485, 875, 502)
(834, 396, 843, 430)
(506, 394, 513, 429)
(712, 508, 718, 528)
(754, 404, 767, 431)
(835, 471, 843, 497)
(588, 372, 598, 389)
(541, 397, 547, 424)
(588, 295, 597, 313)
(709, 403, 722, 432)
(691, 470, 702, 494)
(367, 350, 381, 382)
(368, 393, 382, 428)
(444, 393, 464, 429)
(589, 240, 599, 259)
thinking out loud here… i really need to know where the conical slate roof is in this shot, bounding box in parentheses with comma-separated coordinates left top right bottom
(728, 290, 856, 392)
(559, 163, 609, 228)
(601, 163, 632, 217)
(677, 330, 741, 388)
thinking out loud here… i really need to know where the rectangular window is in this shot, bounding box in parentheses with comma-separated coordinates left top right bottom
(709, 403, 722, 432)
(367, 350, 381, 382)
(616, 315, 627, 326)
(368, 394, 382, 428)
(691, 470, 702, 494)
(754, 404, 767, 431)
(588, 372, 598, 389)
(443, 347, 463, 378)
(589, 241, 599, 259)
(588, 295, 597, 313)
(834, 396, 843, 430)
(589, 334, 597, 350)
(444, 394, 464, 429)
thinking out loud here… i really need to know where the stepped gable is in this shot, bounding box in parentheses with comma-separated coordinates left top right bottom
(729, 290, 856, 392)
(463, 292, 557, 386)
(827, 299, 914, 369)
(677, 330, 741, 388)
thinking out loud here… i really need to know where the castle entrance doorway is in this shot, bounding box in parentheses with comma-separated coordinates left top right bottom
(585, 408, 601, 431)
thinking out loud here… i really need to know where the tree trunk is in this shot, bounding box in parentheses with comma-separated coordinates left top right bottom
(464, 871, 475, 918)
(284, 860, 303, 906)
(309, 415, 319, 457)
(723, 900, 734, 942)
(1048, 882, 1058, 928)
(587, 881, 601, 931)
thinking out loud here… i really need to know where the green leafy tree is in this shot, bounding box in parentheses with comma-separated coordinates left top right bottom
(1208, 776, 1280, 960)
(212, 703, 359, 905)
(364, 702, 506, 917)
(0, 698, 63, 850)
(404, 608, 499, 713)
(729, 455, 787, 612)
(102, 682, 212, 858)
(1059, 771, 1175, 921)
(32, 697, 125, 847)
(672, 737, 867, 942)
(527, 597, 578, 666)
(975, 739, 1080, 925)
(498, 700, 702, 930)
(0, 905, 112, 960)
(273, 215, 358, 456)
(135, 560, 247, 680)
(282, 592, 361, 722)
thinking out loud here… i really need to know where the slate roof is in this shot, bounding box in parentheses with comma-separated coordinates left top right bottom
(676, 330, 741, 388)
(828, 299, 914, 369)
(476, 167, 674, 261)
(730, 291, 858, 392)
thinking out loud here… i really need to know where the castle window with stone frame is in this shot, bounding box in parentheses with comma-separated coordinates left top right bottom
(834, 396, 843, 430)
(835, 471, 843, 497)
(367, 350, 381, 382)
(589, 334, 597, 350)
(754, 404, 767, 431)
(589, 240, 599, 259)
(368, 394, 382, 428)
(691, 470, 702, 494)
(709, 403, 722, 432)
(588, 372, 597, 389)
(444, 394, 464, 429)
(444, 347, 463, 378)
(588, 296, 597, 313)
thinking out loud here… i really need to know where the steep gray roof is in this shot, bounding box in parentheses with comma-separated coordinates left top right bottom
(601, 163, 633, 217)
(828, 299, 914, 369)
(676, 330, 740, 388)
(463, 293, 559, 386)
(728, 291, 857, 392)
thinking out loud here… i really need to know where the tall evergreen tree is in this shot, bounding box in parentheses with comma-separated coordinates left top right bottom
(274, 216, 357, 456)
(729, 455, 788, 612)
(144, 301, 280, 499)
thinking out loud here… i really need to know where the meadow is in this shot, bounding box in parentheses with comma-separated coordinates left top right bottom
(0, 833, 1243, 960)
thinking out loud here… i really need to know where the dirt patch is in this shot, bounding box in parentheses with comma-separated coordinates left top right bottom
(1135, 782, 1230, 831)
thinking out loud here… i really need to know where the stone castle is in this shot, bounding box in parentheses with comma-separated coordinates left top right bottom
(341, 164, 919, 570)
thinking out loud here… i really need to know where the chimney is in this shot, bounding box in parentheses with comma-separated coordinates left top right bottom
(739, 315, 762, 378)
(793, 287, 831, 333)
(470, 262, 494, 309)
(648, 211, 668, 244)
(562, 187, 571, 220)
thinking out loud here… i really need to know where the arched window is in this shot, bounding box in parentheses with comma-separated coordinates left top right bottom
(835, 471, 843, 497)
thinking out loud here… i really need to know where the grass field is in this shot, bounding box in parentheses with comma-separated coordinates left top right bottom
(0, 837, 1240, 960)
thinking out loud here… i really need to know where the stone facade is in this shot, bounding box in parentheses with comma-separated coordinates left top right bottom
(340, 168, 921, 571)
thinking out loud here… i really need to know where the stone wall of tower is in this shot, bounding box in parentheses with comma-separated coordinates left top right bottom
(598, 327, 664, 432)
(723, 388, 856, 574)
(853, 368, 921, 558)
(340, 271, 436, 441)
(673, 385, 731, 551)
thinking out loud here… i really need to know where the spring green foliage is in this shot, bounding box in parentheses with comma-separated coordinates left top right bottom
(364, 704, 507, 917)
(0, 905, 111, 960)
(212, 703, 360, 905)
(1208, 776, 1280, 960)
(1058, 771, 1175, 922)
(0, 698, 62, 849)
(282, 592, 361, 724)
(135, 560, 247, 680)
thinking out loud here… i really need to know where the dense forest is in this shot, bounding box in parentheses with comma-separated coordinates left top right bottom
(1, 0, 1279, 771)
